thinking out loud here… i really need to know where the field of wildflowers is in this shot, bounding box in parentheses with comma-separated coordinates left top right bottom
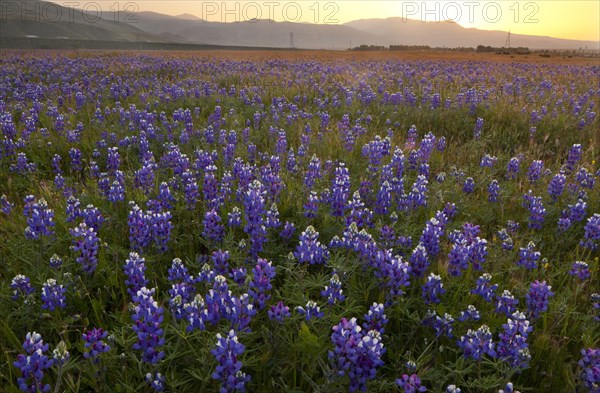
(0, 52, 598, 393)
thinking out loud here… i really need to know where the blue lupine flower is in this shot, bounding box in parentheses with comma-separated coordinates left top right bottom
(131, 287, 165, 365)
(522, 191, 545, 229)
(422, 273, 445, 305)
(591, 293, 600, 322)
(248, 258, 276, 310)
(423, 310, 454, 338)
(458, 305, 481, 322)
(145, 372, 165, 392)
(471, 273, 497, 302)
(506, 156, 522, 180)
(329, 317, 385, 392)
(569, 261, 591, 280)
(279, 221, 296, 241)
(496, 290, 519, 317)
(486, 178, 500, 202)
(82, 327, 111, 361)
(211, 330, 250, 393)
(321, 271, 346, 305)
(578, 348, 600, 393)
(497, 311, 532, 370)
(41, 278, 66, 311)
(10, 275, 35, 301)
(294, 226, 329, 265)
(23, 196, 55, 240)
(526, 160, 544, 182)
(499, 382, 521, 393)
(497, 229, 514, 250)
(123, 252, 149, 298)
(330, 163, 351, 217)
(480, 154, 497, 167)
(1, 194, 13, 214)
(457, 324, 496, 361)
(517, 241, 541, 270)
(70, 222, 100, 274)
(268, 301, 291, 322)
(547, 173, 567, 201)
(397, 373, 427, 393)
(13, 332, 53, 393)
(580, 214, 600, 250)
(202, 209, 225, 243)
(526, 280, 554, 318)
(362, 303, 388, 334)
(565, 144, 582, 173)
(296, 300, 324, 321)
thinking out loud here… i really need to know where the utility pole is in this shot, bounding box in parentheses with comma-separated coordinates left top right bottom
(505, 30, 511, 48)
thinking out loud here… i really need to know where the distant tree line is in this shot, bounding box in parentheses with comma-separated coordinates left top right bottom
(476, 45, 530, 54)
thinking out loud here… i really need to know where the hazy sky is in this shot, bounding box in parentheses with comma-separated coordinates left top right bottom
(52, 1, 599, 41)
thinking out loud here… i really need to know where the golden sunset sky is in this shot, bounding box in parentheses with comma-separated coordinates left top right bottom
(51, 0, 600, 41)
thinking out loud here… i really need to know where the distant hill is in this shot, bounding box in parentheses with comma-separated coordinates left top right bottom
(345, 18, 599, 50)
(1, 1, 598, 50)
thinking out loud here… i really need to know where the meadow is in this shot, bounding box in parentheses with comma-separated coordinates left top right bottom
(0, 50, 598, 393)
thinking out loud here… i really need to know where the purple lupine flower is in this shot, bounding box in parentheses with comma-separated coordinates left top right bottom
(184, 294, 206, 332)
(568, 199, 588, 223)
(107, 171, 125, 202)
(106, 147, 120, 172)
(346, 191, 373, 228)
(458, 305, 481, 322)
(473, 117, 484, 139)
(592, 293, 600, 323)
(145, 372, 165, 392)
(211, 249, 230, 276)
(497, 311, 532, 370)
(279, 221, 296, 241)
(330, 163, 351, 217)
(409, 243, 429, 277)
(522, 191, 546, 229)
(131, 287, 165, 364)
(304, 154, 322, 190)
(497, 229, 514, 250)
(408, 175, 429, 209)
(265, 203, 281, 228)
(49, 254, 62, 269)
(70, 222, 100, 274)
(488, 179, 500, 202)
(243, 180, 268, 257)
(65, 196, 81, 223)
(547, 174, 567, 202)
(69, 147, 82, 173)
(446, 385, 462, 393)
(41, 278, 66, 311)
(577, 167, 596, 189)
(423, 310, 454, 338)
(10, 275, 35, 301)
(82, 328, 111, 361)
(419, 214, 446, 260)
(1, 194, 13, 214)
(248, 258, 276, 310)
(362, 303, 388, 334)
(506, 156, 522, 180)
(422, 273, 445, 305)
(580, 214, 600, 250)
(471, 273, 498, 302)
(496, 290, 519, 317)
(123, 252, 149, 297)
(480, 154, 497, 168)
(517, 241, 541, 270)
(565, 144, 582, 173)
(296, 300, 324, 321)
(202, 209, 225, 243)
(23, 197, 55, 240)
(13, 332, 53, 393)
(570, 261, 591, 280)
(211, 330, 250, 393)
(375, 181, 393, 214)
(578, 348, 600, 393)
(228, 207, 242, 227)
(526, 160, 544, 183)
(294, 226, 329, 265)
(457, 324, 496, 361)
(268, 301, 291, 322)
(526, 280, 554, 318)
(321, 271, 345, 305)
(397, 373, 427, 393)
(380, 253, 411, 301)
(499, 382, 521, 393)
(462, 177, 475, 194)
(329, 317, 385, 392)
(303, 191, 320, 219)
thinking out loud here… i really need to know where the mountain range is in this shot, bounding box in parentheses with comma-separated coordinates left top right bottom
(1, 0, 598, 50)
